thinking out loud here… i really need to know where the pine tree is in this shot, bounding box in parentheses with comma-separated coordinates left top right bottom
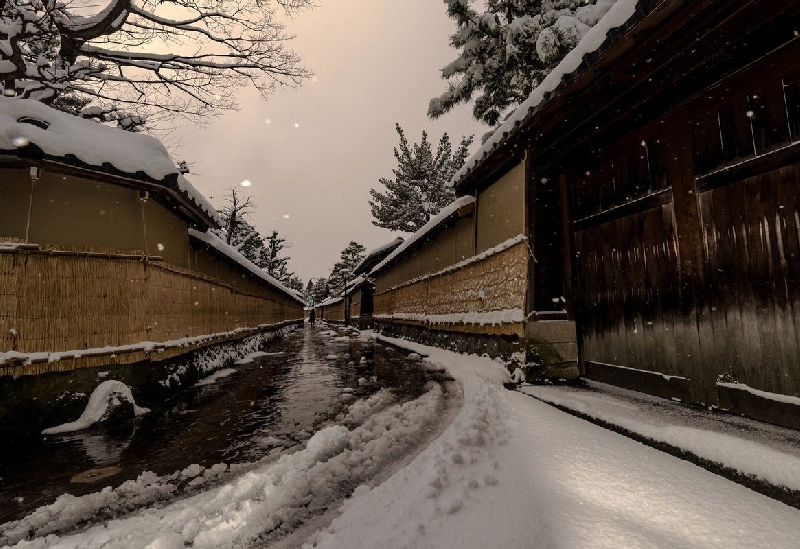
(370, 124, 473, 233)
(309, 278, 330, 304)
(429, 0, 615, 126)
(327, 242, 367, 295)
(284, 274, 304, 294)
(264, 230, 290, 280)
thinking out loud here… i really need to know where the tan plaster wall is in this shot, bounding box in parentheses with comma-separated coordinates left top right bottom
(143, 198, 190, 268)
(27, 171, 145, 252)
(455, 216, 475, 261)
(433, 230, 456, 271)
(0, 168, 31, 240)
(476, 161, 525, 253)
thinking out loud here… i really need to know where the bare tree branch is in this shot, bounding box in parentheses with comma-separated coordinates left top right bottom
(1, 0, 313, 122)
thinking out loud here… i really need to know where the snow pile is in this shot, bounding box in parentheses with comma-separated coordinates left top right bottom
(42, 380, 149, 435)
(0, 466, 234, 545)
(5, 380, 447, 548)
(0, 98, 220, 225)
(450, 0, 640, 189)
(194, 368, 237, 387)
(188, 229, 306, 304)
(341, 389, 396, 426)
(371, 196, 476, 275)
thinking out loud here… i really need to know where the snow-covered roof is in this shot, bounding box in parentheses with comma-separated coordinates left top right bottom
(317, 295, 343, 308)
(0, 98, 220, 227)
(316, 275, 367, 308)
(352, 237, 404, 276)
(449, 0, 641, 190)
(370, 195, 476, 276)
(188, 228, 305, 304)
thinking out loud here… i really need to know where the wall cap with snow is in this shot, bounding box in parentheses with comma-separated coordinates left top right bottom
(448, 0, 647, 193)
(0, 98, 221, 229)
(188, 228, 306, 305)
(370, 195, 476, 277)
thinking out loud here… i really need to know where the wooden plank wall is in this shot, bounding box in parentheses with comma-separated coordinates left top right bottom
(570, 38, 800, 403)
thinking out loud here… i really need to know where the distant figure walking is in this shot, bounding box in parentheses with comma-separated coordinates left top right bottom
(309, 308, 316, 326)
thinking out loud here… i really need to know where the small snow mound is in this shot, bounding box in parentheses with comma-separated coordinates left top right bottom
(195, 368, 237, 387)
(42, 380, 149, 434)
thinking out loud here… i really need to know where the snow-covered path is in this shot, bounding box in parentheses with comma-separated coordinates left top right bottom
(6, 333, 800, 548)
(308, 338, 800, 549)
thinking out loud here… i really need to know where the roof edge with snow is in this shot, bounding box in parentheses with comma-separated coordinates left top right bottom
(0, 98, 221, 229)
(370, 196, 476, 276)
(449, 0, 648, 193)
(188, 228, 305, 304)
(352, 237, 404, 276)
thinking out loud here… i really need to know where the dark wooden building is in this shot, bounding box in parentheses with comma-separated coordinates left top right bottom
(375, 0, 800, 428)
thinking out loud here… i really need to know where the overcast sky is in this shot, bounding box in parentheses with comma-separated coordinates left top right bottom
(166, 0, 486, 283)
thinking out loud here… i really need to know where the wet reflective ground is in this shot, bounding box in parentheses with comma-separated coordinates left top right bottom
(0, 325, 449, 522)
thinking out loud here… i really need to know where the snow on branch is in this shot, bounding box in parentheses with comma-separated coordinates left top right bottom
(447, 0, 641, 189)
(0, 0, 312, 120)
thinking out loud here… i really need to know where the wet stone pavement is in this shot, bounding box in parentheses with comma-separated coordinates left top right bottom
(0, 325, 453, 523)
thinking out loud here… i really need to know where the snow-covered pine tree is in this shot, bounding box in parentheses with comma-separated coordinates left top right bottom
(284, 274, 304, 293)
(309, 278, 330, 304)
(370, 124, 473, 233)
(429, 0, 616, 126)
(327, 242, 367, 295)
(264, 230, 290, 280)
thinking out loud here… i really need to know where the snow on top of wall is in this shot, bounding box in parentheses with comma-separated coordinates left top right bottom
(717, 382, 800, 407)
(448, 0, 640, 189)
(318, 296, 343, 308)
(380, 234, 526, 294)
(0, 323, 294, 366)
(175, 175, 222, 227)
(376, 308, 525, 326)
(317, 275, 367, 307)
(188, 228, 305, 304)
(0, 98, 220, 226)
(370, 196, 476, 275)
(352, 237, 404, 275)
